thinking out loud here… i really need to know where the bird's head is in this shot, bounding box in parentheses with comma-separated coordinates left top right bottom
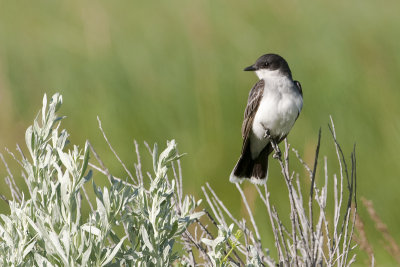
(244, 53, 292, 80)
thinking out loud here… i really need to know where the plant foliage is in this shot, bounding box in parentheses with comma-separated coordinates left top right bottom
(0, 93, 357, 266)
(0, 94, 202, 266)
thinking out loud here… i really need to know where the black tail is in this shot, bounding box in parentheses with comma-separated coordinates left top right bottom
(230, 141, 272, 184)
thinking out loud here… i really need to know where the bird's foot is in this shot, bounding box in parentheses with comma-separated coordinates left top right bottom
(273, 150, 281, 159)
(263, 129, 272, 139)
(264, 128, 281, 159)
(263, 128, 282, 159)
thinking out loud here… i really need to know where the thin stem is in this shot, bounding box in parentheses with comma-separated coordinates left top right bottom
(235, 183, 261, 242)
(97, 116, 137, 185)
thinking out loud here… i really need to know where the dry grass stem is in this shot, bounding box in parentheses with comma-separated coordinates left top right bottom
(200, 117, 357, 266)
(361, 197, 400, 265)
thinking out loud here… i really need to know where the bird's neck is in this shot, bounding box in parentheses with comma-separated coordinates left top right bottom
(256, 69, 292, 81)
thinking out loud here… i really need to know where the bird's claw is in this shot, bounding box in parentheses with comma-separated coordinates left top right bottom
(264, 129, 272, 139)
(264, 128, 282, 159)
(273, 151, 281, 159)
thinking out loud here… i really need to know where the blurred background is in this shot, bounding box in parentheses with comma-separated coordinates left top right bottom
(1, 0, 399, 265)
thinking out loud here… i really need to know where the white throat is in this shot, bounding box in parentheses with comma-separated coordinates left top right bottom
(255, 69, 282, 80)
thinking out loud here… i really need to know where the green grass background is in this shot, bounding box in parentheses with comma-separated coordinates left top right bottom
(1, 0, 399, 265)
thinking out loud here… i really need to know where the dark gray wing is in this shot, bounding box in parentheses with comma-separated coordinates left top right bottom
(241, 80, 265, 139)
(294, 80, 302, 97)
(294, 80, 303, 121)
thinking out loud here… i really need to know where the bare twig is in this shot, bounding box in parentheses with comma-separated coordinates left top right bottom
(0, 194, 9, 204)
(87, 141, 113, 185)
(309, 128, 322, 265)
(235, 183, 261, 243)
(205, 183, 241, 227)
(183, 230, 213, 264)
(97, 116, 137, 185)
(133, 140, 144, 186)
(1, 153, 22, 203)
(81, 184, 94, 213)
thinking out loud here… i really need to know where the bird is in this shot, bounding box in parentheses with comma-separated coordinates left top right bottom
(230, 53, 303, 185)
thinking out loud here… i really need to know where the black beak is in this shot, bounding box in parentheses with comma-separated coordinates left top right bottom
(244, 64, 257, 71)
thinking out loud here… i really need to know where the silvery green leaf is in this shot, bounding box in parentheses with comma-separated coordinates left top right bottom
(81, 243, 92, 266)
(0, 214, 12, 228)
(48, 93, 61, 113)
(188, 211, 204, 221)
(158, 140, 174, 163)
(43, 118, 54, 140)
(25, 126, 34, 158)
(157, 140, 182, 170)
(81, 224, 101, 237)
(54, 115, 66, 123)
(25, 216, 41, 236)
(103, 187, 111, 215)
(84, 169, 93, 183)
(96, 197, 108, 226)
(60, 230, 70, 258)
(57, 129, 69, 150)
(140, 225, 153, 252)
(43, 145, 52, 167)
(60, 171, 70, 207)
(0, 224, 13, 247)
(149, 196, 160, 227)
(74, 170, 91, 194)
(33, 119, 40, 137)
(48, 231, 68, 264)
(152, 143, 158, 173)
(213, 236, 225, 247)
(42, 94, 47, 124)
(22, 240, 36, 259)
(51, 127, 58, 150)
(57, 148, 73, 172)
(92, 180, 103, 200)
(53, 93, 63, 112)
(166, 221, 179, 239)
(34, 253, 54, 267)
(101, 235, 127, 266)
(80, 141, 90, 178)
(73, 145, 79, 157)
(163, 242, 172, 261)
(201, 238, 215, 247)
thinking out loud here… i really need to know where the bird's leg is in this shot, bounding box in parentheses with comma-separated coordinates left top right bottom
(272, 146, 282, 159)
(263, 127, 281, 159)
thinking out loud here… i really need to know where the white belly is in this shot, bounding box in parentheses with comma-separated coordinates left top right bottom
(250, 80, 302, 158)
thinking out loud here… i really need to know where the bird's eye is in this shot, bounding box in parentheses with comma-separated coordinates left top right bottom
(265, 62, 269, 66)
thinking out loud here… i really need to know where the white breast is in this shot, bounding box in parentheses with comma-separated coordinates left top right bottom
(249, 71, 303, 158)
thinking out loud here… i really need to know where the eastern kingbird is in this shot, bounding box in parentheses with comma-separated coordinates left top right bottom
(230, 53, 303, 184)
